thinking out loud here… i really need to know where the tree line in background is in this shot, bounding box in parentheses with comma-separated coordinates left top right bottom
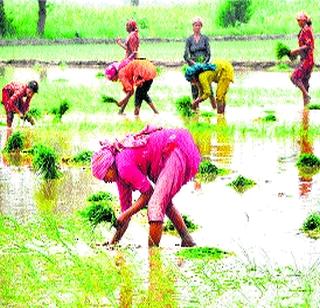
(0, 0, 251, 38)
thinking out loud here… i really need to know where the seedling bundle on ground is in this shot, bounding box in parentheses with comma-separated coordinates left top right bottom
(164, 214, 197, 233)
(301, 212, 320, 239)
(197, 160, 220, 183)
(101, 94, 118, 104)
(228, 175, 256, 193)
(175, 96, 193, 118)
(51, 99, 70, 121)
(80, 191, 117, 228)
(296, 153, 320, 175)
(4, 131, 24, 153)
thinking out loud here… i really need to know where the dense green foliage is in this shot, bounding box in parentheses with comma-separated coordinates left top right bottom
(302, 212, 320, 239)
(80, 202, 116, 228)
(275, 42, 291, 60)
(32, 144, 61, 180)
(3, 0, 320, 39)
(4, 131, 24, 152)
(216, 0, 253, 27)
(51, 99, 70, 121)
(198, 160, 219, 182)
(26, 107, 42, 119)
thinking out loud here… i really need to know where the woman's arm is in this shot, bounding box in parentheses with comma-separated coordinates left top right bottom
(111, 189, 153, 244)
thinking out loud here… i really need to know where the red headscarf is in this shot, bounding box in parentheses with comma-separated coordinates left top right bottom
(126, 20, 138, 32)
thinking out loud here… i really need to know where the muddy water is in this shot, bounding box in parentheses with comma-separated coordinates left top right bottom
(1, 66, 320, 269)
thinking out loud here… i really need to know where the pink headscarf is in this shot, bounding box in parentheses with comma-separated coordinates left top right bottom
(126, 20, 138, 32)
(296, 12, 310, 22)
(105, 53, 136, 80)
(91, 125, 162, 181)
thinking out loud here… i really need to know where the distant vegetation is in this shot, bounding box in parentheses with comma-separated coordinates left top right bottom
(3, 0, 320, 39)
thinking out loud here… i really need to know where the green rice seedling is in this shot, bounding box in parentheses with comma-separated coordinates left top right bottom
(80, 202, 116, 228)
(164, 214, 198, 233)
(101, 94, 118, 104)
(197, 160, 219, 182)
(296, 153, 320, 174)
(307, 104, 320, 110)
(301, 212, 320, 239)
(175, 96, 193, 117)
(95, 71, 105, 79)
(26, 107, 42, 119)
(71, 150, 93, 165)
(262, 114, 277, 122)
(87, 191, 115, 203)
(3, 131, 24, 153)
(32, 144, 61, 180)
(176, 247, 230, 260)
(228, 175, 256, 193)
(181, 64, 188, 74)
(51, 99, 71, 121)
(275, 42, 291, 60)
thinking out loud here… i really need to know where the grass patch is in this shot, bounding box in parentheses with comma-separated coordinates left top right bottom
(301, 212, 320, 239)
(177, 247, 230, 260)
(228, 175, 256, 193)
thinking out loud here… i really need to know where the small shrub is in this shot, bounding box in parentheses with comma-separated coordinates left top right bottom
(72, 150, 93, 164)
(87, 191, 115, 203)
(228, 175, 256, 193)
(32, 144, 61, 180)
(164, 215, 197, 232)
(101, 94, 118, 104)
(4, 131, 24, 152)
(296, 153, 320, 170)
(51, 99, 70, 121)
(197, 160, 219, 182)
(175, 96, 193, 117)
(80, 202, 116, 228)
(216, 0, 252, 28)
(177, 247, 229, 260)
(302, 212, 320, 239)
(308, 104, 320, 110)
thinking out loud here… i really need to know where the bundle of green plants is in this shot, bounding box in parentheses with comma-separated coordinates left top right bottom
(71, 150, 93, 165)
(101, 94, 118, 104)
(87, 191, 115, 203)
(197, 160, 219, 182)
(26, 107, 41, 119)
(80, 202, 116, 228)
(32, 144, 61, 180)
(275, 42, 295, 60)
(3, 131, 24, 153)
(181, 64, 188, 74)
(96, 71, 105, 79)
(262, 114, 277, 122)
(164, 214, 197, 232)
(301, 212, 320, 239)
(175, 96, 193, 117)
(51, 99, 71, 120)
(176, 247, 229, 260)
(296, 153, 320, 171)
(228, 175, 256, 193)
(307, 104, 320, 110)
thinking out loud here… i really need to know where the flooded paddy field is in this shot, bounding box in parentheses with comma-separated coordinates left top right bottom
(1, 66, 320, 306)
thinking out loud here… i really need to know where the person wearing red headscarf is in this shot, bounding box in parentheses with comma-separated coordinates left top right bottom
(290, 12, 315, 106)
(116, 19, 140, 59)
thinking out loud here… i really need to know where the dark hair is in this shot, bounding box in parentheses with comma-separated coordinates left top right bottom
(307, 20, 312, 26)
(28, 80, 39, 93)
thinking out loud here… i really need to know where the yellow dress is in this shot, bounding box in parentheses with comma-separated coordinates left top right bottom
(198, 59, 234, 103)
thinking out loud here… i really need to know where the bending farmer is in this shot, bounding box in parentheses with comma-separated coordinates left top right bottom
(185, 60, 234, 114)
(105, 59, 159, 116)
(1, 80, 38, 128)
(91, 125, 200, 247)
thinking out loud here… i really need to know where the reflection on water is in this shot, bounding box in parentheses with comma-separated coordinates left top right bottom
(0, 165, 102, 219)
(298, 108, 314, 197)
